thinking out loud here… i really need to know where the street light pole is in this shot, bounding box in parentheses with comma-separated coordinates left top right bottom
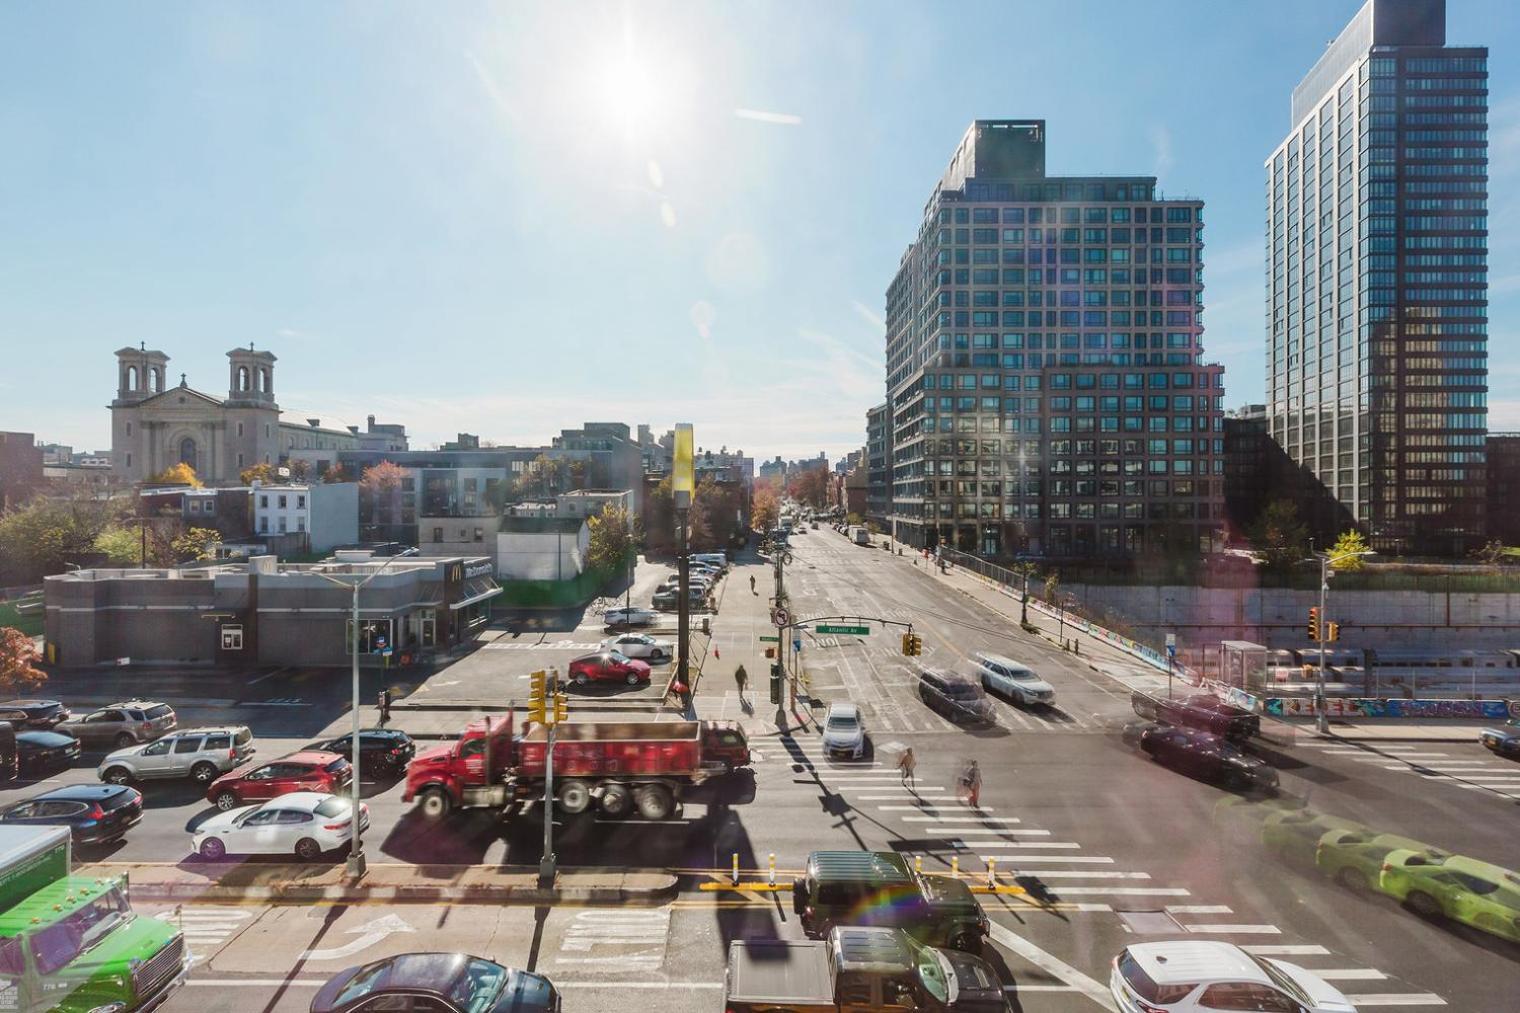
(1308, 548, 1374, 735)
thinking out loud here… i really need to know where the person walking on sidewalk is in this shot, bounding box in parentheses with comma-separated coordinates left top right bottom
(749, 574, 757, 594)
(734, 664, 748, 703)
(896, 747, 916, 788)
(377, 687, 393, 727)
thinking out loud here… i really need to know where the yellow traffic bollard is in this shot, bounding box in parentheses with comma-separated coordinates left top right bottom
(732, 853, 740, 886)
(914, 854, 923, 874)
(951, 856, 959, 877)
(768, 853, 776, 886)
(986, 857, 997, 889)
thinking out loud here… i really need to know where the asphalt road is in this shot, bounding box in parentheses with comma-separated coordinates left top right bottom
(8, 531, 1519, 1010)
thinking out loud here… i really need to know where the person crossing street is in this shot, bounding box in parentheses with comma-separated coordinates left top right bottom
(896, 746, 916, 788)
(958, 759, 982, 808)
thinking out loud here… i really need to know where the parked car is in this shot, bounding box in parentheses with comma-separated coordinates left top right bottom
(1378, 850, 1520, 943)
(1110, 940, 1356, 1012)
(601, 633, 674, 661)
(652, 587, 707, 611)
(690, 553, 728, 571)
(206, 751, 352, 811)
(1125, 723, 1278, 794)
(567, 651, 652, 687)
(1132, 691, 1259, 741)
(99, 725, 256, 785)
(192, 791, 369, 861)
(1478, 718, 1520, 760)
(972, 652, 1054, 706)
(310, 953, 560, 1013)
(602, 606, 658, 628)
(1314, 830, 1440, 892)
(821, 702, 867, 760)
(57, 700, 177, 749)
(16, 731, 81, 779)
(658, 574, 713, 594)
(0, 783, 142, 845)
(305, 728, 415, 777)
(917, 670, 995, 724)
(0, 700, 71, 730)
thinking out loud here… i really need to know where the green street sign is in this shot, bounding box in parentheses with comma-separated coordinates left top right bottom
(758, 635, 780, 642)
(815, 624, 870, 635)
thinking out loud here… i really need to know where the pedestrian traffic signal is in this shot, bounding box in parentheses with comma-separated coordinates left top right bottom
(764, 646, 776, 658)
(901, 632, 923, 656)
(552, 691, 569, 724)
(1307, 608, 1320, 642)
(1325, 621, 1340, 643)
(527, 669, 548, 724)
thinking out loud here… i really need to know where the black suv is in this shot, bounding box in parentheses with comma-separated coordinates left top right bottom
(917, 671, 994, 724)
(1131, 691, 1259, 741)
(793, 850, 988, 953)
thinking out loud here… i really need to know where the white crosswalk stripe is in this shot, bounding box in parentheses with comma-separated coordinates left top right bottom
(155, 906, 252, 948)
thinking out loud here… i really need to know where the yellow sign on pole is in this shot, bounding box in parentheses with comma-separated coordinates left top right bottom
(673, 423, 694, 497)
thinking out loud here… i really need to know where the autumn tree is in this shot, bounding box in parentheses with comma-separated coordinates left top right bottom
(644, 477, 674, 554)
(93, 525, 143, 566)
(515, 454, 565, 499)
(787, 468, 828, 510)
(1247, 499, 1310, 574)
(751, 482, 780, 533)
(322, 463, 349, 484)
(0, 628, 45, 697)
(240, 462, 278, 485)
(287, 459, 311, 482)
(1329, 529, 1371, 571)
(586, 503, 634, 575)
(171, 527, 221, 562)
(0, 492, 122, 583)
(150, 462, 201, 488)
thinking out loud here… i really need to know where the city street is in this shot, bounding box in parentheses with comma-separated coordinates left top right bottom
(6, 530, 1517, 1010)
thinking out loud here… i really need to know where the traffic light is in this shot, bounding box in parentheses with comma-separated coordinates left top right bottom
(901, 632, 923, 657)
(769, 663, 783, 704)
(527, 669, 548, 724)
(1325, 621, 1340, 643)
(552, 691, 569, 724)
(1307, 607, 1320, 642)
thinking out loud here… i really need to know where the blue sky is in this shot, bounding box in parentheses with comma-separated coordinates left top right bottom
(2, 1, 1516, 461)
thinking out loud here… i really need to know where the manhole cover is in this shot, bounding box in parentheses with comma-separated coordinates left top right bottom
(1117, 910, 1184, 933)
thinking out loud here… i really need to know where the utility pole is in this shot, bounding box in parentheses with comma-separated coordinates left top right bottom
(540, 667, 558, 885)
(673, 424, 695, 717)
(773, 543, 788, 728)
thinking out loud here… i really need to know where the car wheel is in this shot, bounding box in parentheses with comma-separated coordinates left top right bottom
(600, 783, 632, 817)
(1405, 891, 1443, 920)
(574, 673, 589, 686)
(1336, 867, 1368, 892)
(649, 649, 665, 661)
(418, 787, 452, 820)
(558, 779, 592, 815)
(214, 791, 240, 812)
(293, 837, 322, 861)
(114, 732, 136, 749)
(191, 762, 218, 785)
(198, 837, 226, 861)
(635, 783, 674, 820)
(626, 672, 641, 686)
(102, 767, 133, 785)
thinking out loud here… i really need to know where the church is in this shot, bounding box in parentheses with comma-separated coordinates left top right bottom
(110, 345, 406, 486)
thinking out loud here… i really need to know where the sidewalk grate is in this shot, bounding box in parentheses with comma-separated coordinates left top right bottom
(1116, 910, 1184, 933)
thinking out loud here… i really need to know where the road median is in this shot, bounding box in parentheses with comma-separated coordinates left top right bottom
(83, 860, 678, 906)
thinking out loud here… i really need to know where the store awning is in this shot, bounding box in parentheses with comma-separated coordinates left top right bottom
(450, 576, 503, 610)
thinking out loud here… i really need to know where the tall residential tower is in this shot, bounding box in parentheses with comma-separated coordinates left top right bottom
(885, 121, 1225, 560)
(1266, 0, 1488, 555)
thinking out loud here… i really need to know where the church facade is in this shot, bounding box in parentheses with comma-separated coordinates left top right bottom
(111, 345, 398, 486)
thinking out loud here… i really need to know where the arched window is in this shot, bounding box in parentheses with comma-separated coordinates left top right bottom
(238, 366, 250, 392)
(152, 367, 164, 392)
(260, 367, 271, 393)
(178, 437, 197, 471)
(126, 365, 139, 391)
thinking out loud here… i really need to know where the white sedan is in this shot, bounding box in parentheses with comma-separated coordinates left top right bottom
(191, 792, 370, 861)
(602, 607, 658, 628)
(601, 633, 675, 662)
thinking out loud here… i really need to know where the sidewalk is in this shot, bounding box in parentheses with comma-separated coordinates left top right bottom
(1289, 718, 1496, 743)
(84, 860, 676, 905)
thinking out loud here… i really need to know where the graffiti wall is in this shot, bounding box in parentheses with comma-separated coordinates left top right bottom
(1263, 697, 1519, 719)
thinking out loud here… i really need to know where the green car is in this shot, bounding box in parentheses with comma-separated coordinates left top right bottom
(0, 874, 188, 1012)
(1379, 851, 1520, 943)
(1260, 809, 1370, 868)
(1314, 831, 1442, 893)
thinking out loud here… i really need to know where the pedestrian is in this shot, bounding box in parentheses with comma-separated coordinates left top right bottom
(896, 747, 916, 788)
(750, 574, 757, 594)
(960, 759, 982, 808)
(378, 687, 393, 727)
(734, 664, 748, 702)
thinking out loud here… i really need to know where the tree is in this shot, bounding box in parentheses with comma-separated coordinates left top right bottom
(567, 459, 589, 492)
(0, 628, 45, 697)
(586, 503, 634, 575)
(751, 483, 780, 534)
(171, 527, 221, 562)
(93, 525, 142, 566)
(644, 477, 674, 554)
(240, 462, 278, 485)
(287, 459, 311, 482)
(687, 478, 717, 551)
(1043, 570, 1061, 604)
(1247, 499, 1309, 573)
(787, 468, 828, 510)
(359, 461, 407, 529)
(516, 454, 564, 499)
(150, 462, 201, 488)
(322, 463, 349, 484)
(1329, 529, 1370, 571)
(0, 492, 122, 583)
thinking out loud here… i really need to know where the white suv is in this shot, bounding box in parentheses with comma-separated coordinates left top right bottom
(1111, 941, 1355, 1012)
(973, 652, 1055, 707)
(99, 726, 256, 786)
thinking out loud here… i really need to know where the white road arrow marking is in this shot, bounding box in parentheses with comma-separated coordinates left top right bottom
(299, 914, 415, 961)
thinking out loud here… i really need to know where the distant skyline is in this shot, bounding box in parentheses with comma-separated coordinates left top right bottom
(2, 1, 1515, 462)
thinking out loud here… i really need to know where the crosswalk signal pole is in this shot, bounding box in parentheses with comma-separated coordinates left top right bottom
(539, 667, 559, 886)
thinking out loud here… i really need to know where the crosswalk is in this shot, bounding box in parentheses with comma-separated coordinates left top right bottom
(777, 737, 1447, 1007)
(1302, 740, 1520, 800)
(154, 905, 253, 952)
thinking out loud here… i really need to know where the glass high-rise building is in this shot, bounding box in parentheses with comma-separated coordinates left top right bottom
(1266, 0, 1487, 555)
(885, 120, 1225, 560)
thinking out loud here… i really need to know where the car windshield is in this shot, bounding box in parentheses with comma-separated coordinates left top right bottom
(448, 957, 509, 1011)
(28, 888, 130, 976)
(1253, 956, 1313, 1007)
(943, 682, 982, 699)
(827, 715, 859, 730)
(915, 949, 955, 1004)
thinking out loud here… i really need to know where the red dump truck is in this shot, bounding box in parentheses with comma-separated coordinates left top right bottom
(402, 713, 751, 821)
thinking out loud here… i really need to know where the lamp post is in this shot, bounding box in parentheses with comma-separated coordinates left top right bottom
(312, 552, 407, 879)
(673, 425, 695, 717)
(1305, 549, 1375, 734)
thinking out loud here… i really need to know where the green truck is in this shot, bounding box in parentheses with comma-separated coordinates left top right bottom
(0, 826, 188, 1012)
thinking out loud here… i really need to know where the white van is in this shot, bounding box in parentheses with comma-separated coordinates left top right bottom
(851, 526, 871, 546)
(690, 553, 728, 571)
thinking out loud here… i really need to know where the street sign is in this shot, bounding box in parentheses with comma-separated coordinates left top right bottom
(816, 624, 869, 635)
(759, 635, 779, 642)
(1165, 633, 1176, 648)
(771, 607, 791, 626)
(793, 637, 803, 652)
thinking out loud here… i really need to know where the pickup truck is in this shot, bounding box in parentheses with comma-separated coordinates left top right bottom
(725, 927, 1009, 1013)
(403, 714, 750, 822)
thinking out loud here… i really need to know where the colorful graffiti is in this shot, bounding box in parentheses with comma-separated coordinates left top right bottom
(1263, 697, 1513, 720)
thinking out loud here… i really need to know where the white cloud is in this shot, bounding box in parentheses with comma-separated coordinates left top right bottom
(734, 108, 802, 126)
(851, 300, 885, 332)
(1150, 124, 1174, 178)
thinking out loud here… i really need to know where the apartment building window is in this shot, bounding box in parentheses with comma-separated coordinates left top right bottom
(297, 517, 305, 533)
(432, 526, 443, 543)
(277, 495, 287, 509)
(297, 495, 306, 509)
(259, 516, 268, 533)
(278, 517, 287, 533)
(259, 494, 269, 508)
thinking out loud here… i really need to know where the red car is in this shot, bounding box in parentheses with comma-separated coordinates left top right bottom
(207, 750, 352, 811)
(567, 651, 651, 687)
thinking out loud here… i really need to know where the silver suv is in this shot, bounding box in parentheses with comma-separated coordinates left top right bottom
(98, 726, 255, 785)
(58, 701, 177, 749)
